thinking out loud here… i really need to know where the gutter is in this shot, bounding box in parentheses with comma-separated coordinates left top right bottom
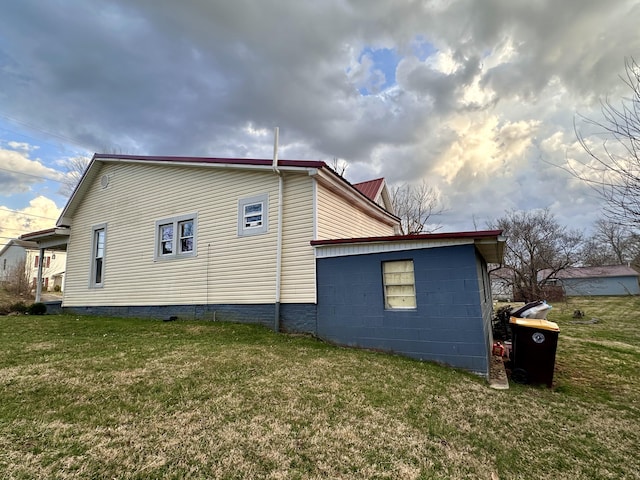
(273, 128, 283, 333)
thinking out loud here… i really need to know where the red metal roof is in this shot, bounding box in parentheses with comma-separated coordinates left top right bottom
(310, 230, 503, 246)
(93, 153, 327, 169)
(20, 227, 58, 239)
(353, 178, 385, 202)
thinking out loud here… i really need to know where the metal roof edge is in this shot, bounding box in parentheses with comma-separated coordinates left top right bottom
(310, 230, 503, 246)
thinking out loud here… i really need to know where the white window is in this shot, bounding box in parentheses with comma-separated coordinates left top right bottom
(155, 214, 197, 260)
(238, 194, 268, 236)
(383, 260, 417, 309)
(90, 224, 106, 288)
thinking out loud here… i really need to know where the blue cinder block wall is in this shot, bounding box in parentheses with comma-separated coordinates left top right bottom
(316, 244, 491, 375)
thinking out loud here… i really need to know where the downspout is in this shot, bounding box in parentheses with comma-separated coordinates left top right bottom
(273, 127, 283, 332)
(35, 247, 45, 303)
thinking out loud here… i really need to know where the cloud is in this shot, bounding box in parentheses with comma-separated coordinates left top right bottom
(0, 0, 638, 233)
(0, 147, 64, 195)
(0, 196, 61, 249)
(7, 141, 39, 152)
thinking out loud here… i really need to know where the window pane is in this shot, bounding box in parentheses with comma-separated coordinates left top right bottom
(387, 294, 416, 308)
(160, 224, 173, 255)
(95, 258, 103, 284)
(180, 221, 193, 237)
(387, 285, 416, 296)
(161, 224, 173, 241)
(384, 272, 415, 285)
(178, 220, 194, 253)
(96, 230, 105, 258)
(245, 214, 263, 227)
(180, 237, 193, 253)
(244, 203, 262, 215)
(244, 202, 263, 228)
(383, 261, 413, 273)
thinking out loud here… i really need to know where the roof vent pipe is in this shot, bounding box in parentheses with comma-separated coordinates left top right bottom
(272, 127, 280, 174)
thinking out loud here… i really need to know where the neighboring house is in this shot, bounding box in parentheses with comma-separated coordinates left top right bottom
(540, 265, 640, 296)
(0, 239, 66, 291)
(490, 267, 514, 301)
(353, 178, 393, 210)
(22, 153, 505, 377)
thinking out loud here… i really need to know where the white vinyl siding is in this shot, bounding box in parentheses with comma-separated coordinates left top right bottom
(316, 182, 396, 240)
(383, 260, 416, 309)
(62, 163, 317, 307)
(280, 174, 316, 302)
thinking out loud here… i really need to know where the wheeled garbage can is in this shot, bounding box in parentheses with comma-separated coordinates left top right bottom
(509, 317, 560, 387)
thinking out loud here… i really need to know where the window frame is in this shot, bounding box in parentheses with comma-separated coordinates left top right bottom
(154, 213, 198, 260)
(90, 224, 107, 288)
(382, 260, 417, 310)
(238, 194, 269, 237)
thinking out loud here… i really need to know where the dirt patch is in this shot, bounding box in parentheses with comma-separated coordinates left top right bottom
(489, 355, 509, 390)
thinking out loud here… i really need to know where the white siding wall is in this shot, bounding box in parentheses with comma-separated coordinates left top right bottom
(26, 250, 67, 291)
(0, 246, 65, 291)
(280, 174, 316, 302)
(316, 182, 396, 240)
(63, 163, 316, 307)
(0, 245, 26, 283)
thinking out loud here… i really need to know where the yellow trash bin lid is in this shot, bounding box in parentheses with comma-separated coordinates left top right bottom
(510, 316, 560, 332)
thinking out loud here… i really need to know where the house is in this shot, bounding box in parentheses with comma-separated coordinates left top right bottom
(40, 153, 399, 328)
(353, 178, 392, 210)
(540, 265, 640, 296)
(22, 153, 504, 377)
(0, 238, 67, 292)
(490, 267, 514, 301)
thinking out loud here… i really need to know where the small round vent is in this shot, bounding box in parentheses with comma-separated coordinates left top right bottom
(100, 174, 110, 188)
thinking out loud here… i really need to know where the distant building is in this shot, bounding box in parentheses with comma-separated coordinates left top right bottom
(490, 267, 514, 301)
(0, 239, 66, 292)
(539, 265, 640, 296)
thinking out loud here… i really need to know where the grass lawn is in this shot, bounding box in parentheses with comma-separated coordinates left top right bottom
(1, 297, 639, 479)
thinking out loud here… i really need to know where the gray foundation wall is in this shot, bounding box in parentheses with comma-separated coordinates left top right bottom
(61, 303, 317, 333)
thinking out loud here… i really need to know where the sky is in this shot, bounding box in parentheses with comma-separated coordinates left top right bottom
(1, 0, 639, 248)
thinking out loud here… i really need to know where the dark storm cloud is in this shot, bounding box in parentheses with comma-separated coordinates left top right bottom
(1, 0, 639, 231)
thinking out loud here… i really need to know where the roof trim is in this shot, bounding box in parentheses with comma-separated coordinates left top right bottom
(311, 230, 505, 264)
(91, 153, 327, 169)
(19, 227, 70, 250)
(310, 230, 504, 246)
(0, 238, 39, 257)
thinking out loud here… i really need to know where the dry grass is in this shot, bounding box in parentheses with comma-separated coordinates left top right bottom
(1, 297, 639, 479)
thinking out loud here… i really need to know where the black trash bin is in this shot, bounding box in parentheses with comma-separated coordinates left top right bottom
(509, 316, 560, 387)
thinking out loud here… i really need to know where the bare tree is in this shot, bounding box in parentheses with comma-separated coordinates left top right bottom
(581, 217, 636, 266)
(391, 181, 443, 234)
(6, 258, 31, 297)
(489, 209, 583, 302)
(573, 58, 640, 229)
(329, 157, 348, 178)
(59, 155, 91, 197)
